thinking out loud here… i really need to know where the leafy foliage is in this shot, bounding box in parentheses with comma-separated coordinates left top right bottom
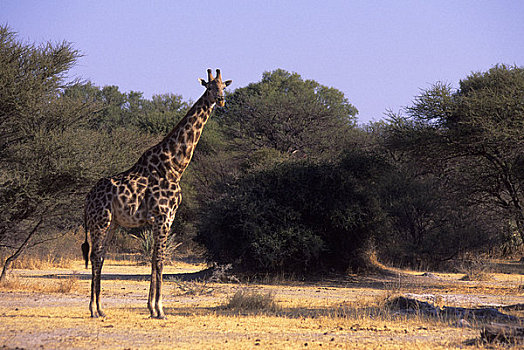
(3, 24, 521, 273)
(377, 163, 504, 268)
(0, 25, 91, 249)
(386, 65, 524, 247)
(128, 226, 180, 263)
(63, 83, 190, 134)
(0, 26, 155, 263)
(197, 150, 388, 274)
(216, 69, 358, 162)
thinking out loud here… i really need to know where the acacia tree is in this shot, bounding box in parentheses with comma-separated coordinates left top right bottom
(386, 65, 524, 247)
(0, 27, 157, 279)
(0, 26, 82, 278)
(215, 69, 358, 168)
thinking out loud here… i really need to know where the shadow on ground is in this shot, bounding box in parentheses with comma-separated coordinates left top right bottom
(27, 267, 216, 282)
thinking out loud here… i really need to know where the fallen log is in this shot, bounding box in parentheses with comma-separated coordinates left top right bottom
(386, 296, 521, 322)
(500, 303, 524, 311)
(481, 323, 524, 344)
(385, 296, 524, 344)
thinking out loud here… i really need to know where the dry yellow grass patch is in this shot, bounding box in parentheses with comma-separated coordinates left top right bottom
(222, 289, 281, 313)
(0, 300, 482, 349)
(0, 274, 81, 294)
(0, 259, 522, 349)
(0, 254, 75, 270)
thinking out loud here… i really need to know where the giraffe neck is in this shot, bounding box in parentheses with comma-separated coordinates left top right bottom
(158, 90, 215, 179)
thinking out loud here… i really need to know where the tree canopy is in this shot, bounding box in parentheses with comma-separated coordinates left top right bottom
(0, 26, 153, 273)
(387, 65, 524, 245)
(2, 25, 522, 274)
(216, 69, 358, 165)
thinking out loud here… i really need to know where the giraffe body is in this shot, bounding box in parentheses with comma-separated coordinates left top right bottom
(83, 69, 231, 318)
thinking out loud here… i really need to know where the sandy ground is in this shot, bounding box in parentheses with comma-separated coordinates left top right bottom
(0, 260, 523, 349)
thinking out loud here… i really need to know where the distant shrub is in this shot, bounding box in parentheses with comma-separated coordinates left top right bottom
(127, 226, 180, 263)
(56, 276, 80, 294)
(222, 289, 280, 313)
(456, 257, 494, 281)
(377, 166, 503, 270)
(197, 150, 388, 274)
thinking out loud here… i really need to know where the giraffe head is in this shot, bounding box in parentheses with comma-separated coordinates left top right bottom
(199, 69, 232, 107)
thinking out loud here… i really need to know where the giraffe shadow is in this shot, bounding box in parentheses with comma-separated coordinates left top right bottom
(26, 267, 215, 282)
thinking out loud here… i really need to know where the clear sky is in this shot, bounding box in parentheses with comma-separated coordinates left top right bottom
(1, 0, 523, 123)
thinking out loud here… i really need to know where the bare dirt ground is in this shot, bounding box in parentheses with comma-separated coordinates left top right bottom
(0, 259, 523, 349)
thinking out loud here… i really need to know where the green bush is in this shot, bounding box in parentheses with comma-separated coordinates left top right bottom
(197, 150, 387, 274)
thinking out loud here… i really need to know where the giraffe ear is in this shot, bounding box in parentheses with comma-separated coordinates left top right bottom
(224, 80, 232, 87)
(199, 78, 208, 87)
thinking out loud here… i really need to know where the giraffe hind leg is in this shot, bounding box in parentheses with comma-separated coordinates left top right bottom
(88, 222, 116, 318)
(89, 259, 106, 318)
(91, 257, 106, 318)
(89, 240, 107, 318)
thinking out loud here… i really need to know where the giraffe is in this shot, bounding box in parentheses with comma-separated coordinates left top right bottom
(82, 69, 232, 319)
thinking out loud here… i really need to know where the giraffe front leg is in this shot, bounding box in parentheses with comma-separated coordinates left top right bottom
(148, 255, 158, 318)
(151, 217, 172, 319)
(154, 257, 166, 319)
(95, 261, 106, 318)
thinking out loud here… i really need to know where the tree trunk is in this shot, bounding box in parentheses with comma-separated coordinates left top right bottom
(515, 210, 524, 246)
(0, 217, 43, 282)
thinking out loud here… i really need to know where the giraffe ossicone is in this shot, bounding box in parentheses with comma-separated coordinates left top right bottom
(83, 69, 231, 319)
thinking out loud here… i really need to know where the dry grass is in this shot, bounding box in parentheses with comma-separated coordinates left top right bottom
(0, 303, 480, 350)
(455, 256, 495, 282)
(0, 257, 522, 349)
(54, 275, 80, 293)
(0, 253, 75, 270)
(222, 289, 281, 314)
(0, 274, 80, 294)
(171, 279, 215, 296)
(459, 270, 493, 281)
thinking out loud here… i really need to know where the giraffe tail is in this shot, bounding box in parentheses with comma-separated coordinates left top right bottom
(81, 210, 90, 269)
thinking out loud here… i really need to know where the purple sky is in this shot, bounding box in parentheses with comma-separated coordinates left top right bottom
(1, 1, 523, 123)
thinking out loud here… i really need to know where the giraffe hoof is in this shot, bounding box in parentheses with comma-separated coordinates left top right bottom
(153, 313, 167, 320)
(91, 310, 106, 318)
